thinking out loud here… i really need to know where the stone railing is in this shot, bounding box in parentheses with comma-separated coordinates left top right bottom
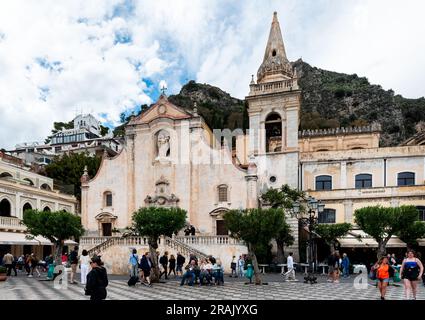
(249, 78, 299, 96)
(174, 236, 245, 246)
(0, 216, 26, 231)
(299, 123, 382, 138)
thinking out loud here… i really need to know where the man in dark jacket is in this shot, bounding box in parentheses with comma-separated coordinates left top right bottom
(85, 256, 108, 301)
(140, 253, 152, 286)
(159, 252, 169, 280)
(176, 253, 185, 276)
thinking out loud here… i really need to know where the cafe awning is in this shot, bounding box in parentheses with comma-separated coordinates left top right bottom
(0, 231, 52, 245)
(337, 229, 407, 248)
(0, 232, 78, 246)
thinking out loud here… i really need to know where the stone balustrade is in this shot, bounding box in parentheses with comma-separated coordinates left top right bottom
(299, 123, 382, 138)
(0, 216, 26, 231)
(249, 78, 299, 96)
(175, 235, 244, 246)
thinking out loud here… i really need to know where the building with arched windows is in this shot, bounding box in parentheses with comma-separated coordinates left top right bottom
(0, 151, 77, 258)
(79, 12, 425, 273)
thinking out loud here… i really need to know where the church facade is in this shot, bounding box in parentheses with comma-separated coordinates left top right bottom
(80, 12, 425, 273)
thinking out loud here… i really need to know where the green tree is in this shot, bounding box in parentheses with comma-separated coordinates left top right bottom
(261, 184, 305, 263)
(23, 210, 84, 266)
(44, 152, 101, 199)
(315, 223, 351, 253)
(224, 208, 285, 285)
(397, 221, 425, 249)
(99, 125, 109, 136)
(354, 205, 420, 258)
(131, 207, 187, 282)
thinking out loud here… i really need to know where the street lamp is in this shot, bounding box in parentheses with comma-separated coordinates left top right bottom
(291, 196, 325, 284)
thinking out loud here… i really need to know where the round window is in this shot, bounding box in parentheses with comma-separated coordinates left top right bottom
(269, 176, 277, 183)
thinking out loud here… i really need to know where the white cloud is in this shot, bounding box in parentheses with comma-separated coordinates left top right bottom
(0, 0, 424, 149)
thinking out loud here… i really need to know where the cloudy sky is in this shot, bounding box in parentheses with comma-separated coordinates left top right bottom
(1, 0, 424, 149)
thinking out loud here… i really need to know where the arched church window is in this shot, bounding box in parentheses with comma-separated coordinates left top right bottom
(0, 198, 11, 217)
(40, 183, 51, 191)
(265, 113, 282, 153)
(23, 202, 32, 213)
(104, 192, 112, 207)
(218, 185, 228, 202)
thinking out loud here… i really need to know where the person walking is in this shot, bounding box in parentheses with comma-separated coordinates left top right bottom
(168, 254, 176, 277)
(85, 256, 108, 301)
(283, 252, 296, 281)
(3, 252, 16, 276)
(140, 252, 152, 287)
(230, 256, 237, 278)
(28, 253, 41, 277)
(69, 246, 79, 284)
(333, 251, 341, 283)
(128, 249, 139, 279)
(237, 255, 244, 278)
(159, 251, 169, 280)
(327, 252, 335, 282)
(341, 253, 350, 278)
(400, 249, 424, 300)
(79, 250, 90, 285)
(373, 256, 394, 300)
(176, 253, 185, 276)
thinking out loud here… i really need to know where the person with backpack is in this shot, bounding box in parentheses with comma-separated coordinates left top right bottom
(159, 251, 169, 280)
(372, 256, 394, 300)
(128, 249, 139, 279)
(69, 246, 79, 284)
(399, 249, 424, 300)
(85, 256, 108, 301)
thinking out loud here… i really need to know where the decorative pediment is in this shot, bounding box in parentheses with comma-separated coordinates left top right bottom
(95, 212, 118, 221)
(209, 207, 229, 216)
(129, 95, 192, 125)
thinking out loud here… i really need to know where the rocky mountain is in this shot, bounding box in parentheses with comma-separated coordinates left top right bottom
(293, 60, 425, 146)
(116, 61, 425, 146)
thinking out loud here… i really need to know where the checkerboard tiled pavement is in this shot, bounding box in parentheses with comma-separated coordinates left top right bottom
(1, 272, 424, 300)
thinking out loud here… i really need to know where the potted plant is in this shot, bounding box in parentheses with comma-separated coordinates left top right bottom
(0, 266, 8, 281)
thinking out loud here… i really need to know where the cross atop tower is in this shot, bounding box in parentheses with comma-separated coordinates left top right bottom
(161, 85, 167, 95)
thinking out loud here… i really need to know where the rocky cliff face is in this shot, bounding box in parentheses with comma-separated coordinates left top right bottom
(120, 62, 425, 147)
(292, 60, 422, 146)
(168, 80, 249, 132)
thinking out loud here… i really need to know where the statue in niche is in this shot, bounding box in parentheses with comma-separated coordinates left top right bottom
(156, 130, 170, 158)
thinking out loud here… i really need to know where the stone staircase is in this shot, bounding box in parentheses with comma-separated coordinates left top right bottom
(80, 235, 247, 274)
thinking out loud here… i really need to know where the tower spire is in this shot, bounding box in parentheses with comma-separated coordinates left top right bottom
(257, 12, 293, 83)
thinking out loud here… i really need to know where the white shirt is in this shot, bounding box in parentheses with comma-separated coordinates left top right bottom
(80, 255, 90, 266)
(287, 256, 294, 269)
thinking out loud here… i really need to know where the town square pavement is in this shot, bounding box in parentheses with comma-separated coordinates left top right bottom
(1, 270, 424, 300)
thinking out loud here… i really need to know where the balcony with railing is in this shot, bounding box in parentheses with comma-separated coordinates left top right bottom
(248, 78, 299, 96)
(0, 216, 26, 232)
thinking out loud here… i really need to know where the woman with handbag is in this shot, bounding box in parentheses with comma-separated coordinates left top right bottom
(399, 250, 424, 300)
(372, 256, 393, 300)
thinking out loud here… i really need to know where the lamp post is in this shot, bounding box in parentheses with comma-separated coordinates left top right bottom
(292, 196, 325, 284)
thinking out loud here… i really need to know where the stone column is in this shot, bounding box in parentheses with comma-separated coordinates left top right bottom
(245, 156, 258, 209)
(15, 193, 20, 219)
(127, 134, 136, 227)
(340, 161, 347, 189)
(343, 200, 353, 223)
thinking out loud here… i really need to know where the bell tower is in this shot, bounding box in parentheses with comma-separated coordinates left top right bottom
(247, 11, 300, 158)
(245, 12, 302, 261)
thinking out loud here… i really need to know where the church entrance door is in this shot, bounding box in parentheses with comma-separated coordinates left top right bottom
(216, 220, 228, 235)
(102, 223, 112, 236)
